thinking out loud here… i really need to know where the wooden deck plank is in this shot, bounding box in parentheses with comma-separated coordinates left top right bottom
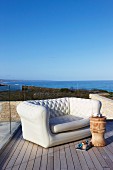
(69, 143, 82, 170)
(29, 143, 38, 161)
(5, 137, 25, 169)
(59, 145, 67, 170)
(0, 121, 113, 170)
(97, 147, 113, 170)
(12, 164, 20, 170)
(77, 150, 89, 170)
(5, 168, 12, 170)
(65, 144, 75, 170)
(103, 146, 113, 162)
(33, 157, 42, 170)
(53, 146, 60, 170)
(13, 140, 29, 166)
(47, 148, 54, 170)
(88, 148, 104, 170)
(17, 141, 33, 170)
(0, 135, 23, 170)
(21, 141, 33, 164)
(33, 145, 43, 170)
(40, 147, 48, 170)
(105, 129, 113, 150)
(23, 143, 38, 170)
(18, 162, 27, 170)
(92, 147, 109, 168)
(82, 148, 96, 170)
(18, 143, 38, 170)
(25, 159, 34, 170)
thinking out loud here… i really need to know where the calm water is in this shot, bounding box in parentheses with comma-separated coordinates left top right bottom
(1, 80, 113, 92)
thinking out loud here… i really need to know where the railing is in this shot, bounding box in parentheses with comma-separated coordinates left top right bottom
(0, 84, 22, 139)
(0, 83, 112, 137)
(0, 84, 89, 135)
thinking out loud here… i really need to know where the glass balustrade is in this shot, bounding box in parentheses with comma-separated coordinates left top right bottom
(1, 82, 112, 149)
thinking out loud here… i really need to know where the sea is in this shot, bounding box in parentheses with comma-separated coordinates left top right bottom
(0, 80, 113, 92)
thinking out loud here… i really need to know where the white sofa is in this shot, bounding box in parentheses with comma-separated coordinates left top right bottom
(17, 97, 101, 148)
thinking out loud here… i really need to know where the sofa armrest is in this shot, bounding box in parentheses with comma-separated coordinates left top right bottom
(17, 101, 48, 121)
(17, 101, 51, 148)
(91, 99, 102, 116)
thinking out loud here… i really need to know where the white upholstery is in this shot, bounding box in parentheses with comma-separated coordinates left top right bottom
(50, 115, 89, 133)
(17, 97, 101, 148)
(69, 98, 101, 118)
(28, 98, 69, 118)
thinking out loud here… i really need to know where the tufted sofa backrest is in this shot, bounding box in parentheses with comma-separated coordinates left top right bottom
(27, 97, 70, 118)
(69, 97, 101, 118)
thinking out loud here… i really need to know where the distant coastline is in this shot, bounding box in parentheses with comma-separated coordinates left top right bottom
(0, 79, 113, 92)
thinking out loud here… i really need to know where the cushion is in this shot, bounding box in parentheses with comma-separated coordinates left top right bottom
(49, 115, 90, 133)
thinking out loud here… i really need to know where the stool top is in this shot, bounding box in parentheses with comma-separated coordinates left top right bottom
(90, 116, 106, 121)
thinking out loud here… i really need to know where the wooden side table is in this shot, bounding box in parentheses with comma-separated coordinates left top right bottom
(90, 116, 106, 147)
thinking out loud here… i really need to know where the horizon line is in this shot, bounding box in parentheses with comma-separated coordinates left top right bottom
(1, 79, 113, 82)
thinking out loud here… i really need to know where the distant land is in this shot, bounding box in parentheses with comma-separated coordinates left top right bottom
(0, 79, 52, 82)
(0, 79, 113, 92)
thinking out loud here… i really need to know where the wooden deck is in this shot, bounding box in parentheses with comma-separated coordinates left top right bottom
(0, 121, 113, 170)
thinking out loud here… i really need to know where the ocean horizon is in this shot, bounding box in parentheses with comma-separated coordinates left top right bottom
(0, 80, 113, 92)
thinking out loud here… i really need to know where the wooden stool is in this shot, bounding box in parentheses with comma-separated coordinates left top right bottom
(90, 116, 106, 147)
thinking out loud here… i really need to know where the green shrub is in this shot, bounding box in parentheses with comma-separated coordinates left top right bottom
(60, 88, 71, 93)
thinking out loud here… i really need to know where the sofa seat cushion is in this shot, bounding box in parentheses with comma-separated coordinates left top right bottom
(49, 115, 89, 134)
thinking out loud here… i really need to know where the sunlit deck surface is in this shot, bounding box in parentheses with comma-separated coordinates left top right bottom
(0, 121, 113, 170)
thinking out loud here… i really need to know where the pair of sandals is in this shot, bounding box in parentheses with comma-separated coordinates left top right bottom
(76, 140, 93, 151)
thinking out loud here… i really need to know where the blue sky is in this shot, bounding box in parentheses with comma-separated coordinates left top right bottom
(0, 0, 113, 80)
